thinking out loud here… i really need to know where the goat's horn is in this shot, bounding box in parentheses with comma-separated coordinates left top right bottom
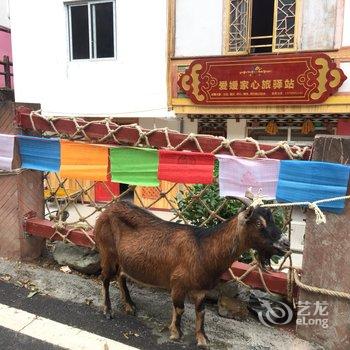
(245, 188, 254, 200)
(236, 197, 253, 207)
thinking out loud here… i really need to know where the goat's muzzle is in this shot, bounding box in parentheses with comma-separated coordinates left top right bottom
(272, 236, 290, 255)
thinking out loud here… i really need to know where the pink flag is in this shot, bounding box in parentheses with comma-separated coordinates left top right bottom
(217, 155, 280, 199)
(0, 134, 15, 171)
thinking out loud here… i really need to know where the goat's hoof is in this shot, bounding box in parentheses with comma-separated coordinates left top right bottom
(169, 328, 182, 341)
(169, 333, 181, 341)
(196, 334, 209, 348)
(104, 310, 113, 320)
(124, 304, 136, 316)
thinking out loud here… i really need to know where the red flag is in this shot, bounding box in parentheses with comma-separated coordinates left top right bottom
(158, 150, 214, 184)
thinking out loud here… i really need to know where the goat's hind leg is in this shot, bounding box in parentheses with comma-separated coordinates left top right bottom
(192, 291, 208, 347)
(169, 287, 186, 341)
(101, 262, 117, 319)
(118, 273, 136, 315)
(190, 292, 208, 347)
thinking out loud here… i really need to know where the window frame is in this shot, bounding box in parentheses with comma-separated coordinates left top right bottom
(223, 0, 300, 56)
(67, 0, 116, 61)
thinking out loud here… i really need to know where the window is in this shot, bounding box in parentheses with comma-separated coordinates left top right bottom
(224, 0, 299, 55)
(67, 1, 115, 60)
(246, 118, 336, 146)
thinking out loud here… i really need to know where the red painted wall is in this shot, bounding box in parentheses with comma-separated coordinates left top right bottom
(337, 119, 350, 136)
(0, 28, 13, 88)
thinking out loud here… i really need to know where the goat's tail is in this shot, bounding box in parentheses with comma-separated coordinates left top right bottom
(94, 212, 119, 252)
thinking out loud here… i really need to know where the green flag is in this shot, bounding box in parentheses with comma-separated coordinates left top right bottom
(110, 147, 159, 186)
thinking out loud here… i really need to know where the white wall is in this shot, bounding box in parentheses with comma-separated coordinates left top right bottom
(183, 118, 198, 134)
(338, 62, 350, 92)
(300, 0, 338, 51)
(175, 0, 223, 57)
(227, 119, 246, 139)
(139, 117, 180, 131)
(342, 0, 350, 46)
(0, 0, 10, 27)
(9, 0, 168, 117)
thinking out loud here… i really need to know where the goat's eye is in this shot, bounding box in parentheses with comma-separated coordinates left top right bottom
(256, 220, 262, 228)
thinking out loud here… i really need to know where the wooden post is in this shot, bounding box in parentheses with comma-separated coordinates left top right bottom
(0, 101, 45, 261)
(0, 170, 45, 260)
(296, 135, 350, 350)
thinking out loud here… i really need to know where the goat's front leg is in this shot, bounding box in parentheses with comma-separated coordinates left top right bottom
(192, 291, 208, 347)
(118, 274, 136, 315)
(169, 287, 186, 340)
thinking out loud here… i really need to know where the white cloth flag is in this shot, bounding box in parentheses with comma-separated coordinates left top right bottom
(0, 134, 15, 171)
(217, 155, 281, 199)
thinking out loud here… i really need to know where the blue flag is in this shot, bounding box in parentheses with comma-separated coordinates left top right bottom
(18, 135, 60, 172)
(276, 160, 350, 213)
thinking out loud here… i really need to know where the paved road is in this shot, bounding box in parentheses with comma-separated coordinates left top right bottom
(0, 281, 194, 350)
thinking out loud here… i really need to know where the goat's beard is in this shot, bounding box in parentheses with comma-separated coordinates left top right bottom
(256, 250, 273, 270)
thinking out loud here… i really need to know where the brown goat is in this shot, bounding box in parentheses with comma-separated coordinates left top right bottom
(94, 201, 289, 347)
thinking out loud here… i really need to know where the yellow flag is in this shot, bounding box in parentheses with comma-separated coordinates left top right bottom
(60, 140, 108, 181)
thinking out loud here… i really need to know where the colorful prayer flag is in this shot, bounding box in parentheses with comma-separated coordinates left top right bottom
(276, 160, 350, 213)
(18, 135, 60, 172)
(110, 147, 159, 186)
(0, 134, 15, 171)
(158, 150, 214, 184)
(60, 140, 108, 181)
(217, 155, 281, 199)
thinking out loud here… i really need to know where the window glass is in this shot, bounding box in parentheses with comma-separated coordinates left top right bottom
(274, 0, 297, 51)
(250, 0, 274, 53)
(71, 5, 89, 59)
(93, 2, 114, 58)
(227, 0, 250, 54)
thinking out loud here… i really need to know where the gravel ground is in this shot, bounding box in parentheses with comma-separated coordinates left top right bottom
(0, 257, 323, 350)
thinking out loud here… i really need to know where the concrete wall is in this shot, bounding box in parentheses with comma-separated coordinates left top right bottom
(300, 0, 339, 50)
(227, 119, 246, 139)
(139, 117, 181, 131)
(338, 62, 350, 92)
(343, 0, 350, 46)
(183, 118, 198, 134)
(9, 0, 168, 117)
(175, 0, 223, 57)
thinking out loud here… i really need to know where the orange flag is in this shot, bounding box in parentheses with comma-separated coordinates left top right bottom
(60, 140, 108, 181)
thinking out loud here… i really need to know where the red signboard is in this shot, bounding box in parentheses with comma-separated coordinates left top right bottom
(178, 53, 346, 105)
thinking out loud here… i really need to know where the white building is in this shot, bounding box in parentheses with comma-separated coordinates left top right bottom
(9, 0, 170, 122)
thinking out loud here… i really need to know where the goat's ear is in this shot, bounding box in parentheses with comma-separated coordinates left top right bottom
(244, 206, 254, 221)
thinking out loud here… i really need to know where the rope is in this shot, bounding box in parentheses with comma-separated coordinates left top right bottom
(23, 110, 311, 159)
(292, 268, 350, 300)
(0, 168, 27, 176)
(248, 195, 350, 225)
